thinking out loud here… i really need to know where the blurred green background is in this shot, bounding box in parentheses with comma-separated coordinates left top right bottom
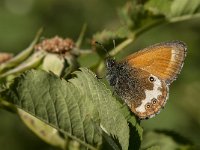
(0, 0, 200, 150)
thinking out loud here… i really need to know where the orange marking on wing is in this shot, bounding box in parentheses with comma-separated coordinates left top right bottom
(123, 41, 186, 84)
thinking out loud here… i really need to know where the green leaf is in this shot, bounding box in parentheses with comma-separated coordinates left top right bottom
(120, 104, 143, 150)
(42, 53, 65, 76)
(141, 130, 194, 150)
(0, 28, 43, 73)
(170, 0, 200, 17)
(145, 0, 200, 20)
(144, 0, 172, 16)
(18, 109, 66, 149)
(118, 1, 165, 32)
(71, 68, 130, 150)
(1, 68, 131, 150)
(118, 0, 200, 37)
(0, 51, 45, 79)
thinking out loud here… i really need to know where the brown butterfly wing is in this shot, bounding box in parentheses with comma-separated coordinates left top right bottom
(129, 74, 169, 119)
(123, 41, 187, 84)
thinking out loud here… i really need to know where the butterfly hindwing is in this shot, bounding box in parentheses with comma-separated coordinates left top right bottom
(130, 74, 169, 119)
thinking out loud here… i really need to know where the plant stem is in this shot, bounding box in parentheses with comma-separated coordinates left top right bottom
(76, 23, 87, 48)
(109, 38, 134, 57)
(96, 60, 105, 75)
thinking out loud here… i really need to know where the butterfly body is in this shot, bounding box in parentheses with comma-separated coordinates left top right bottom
(106, 41, 187, 119)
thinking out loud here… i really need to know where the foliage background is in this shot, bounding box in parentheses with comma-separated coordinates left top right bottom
(0, 0, 200, 150)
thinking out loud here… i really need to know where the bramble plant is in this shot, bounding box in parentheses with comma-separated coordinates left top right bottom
(0, 0, 199, 150)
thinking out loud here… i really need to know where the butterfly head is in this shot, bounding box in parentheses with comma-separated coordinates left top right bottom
(106, 57, 119, 87)
(106, 57, 116, 69)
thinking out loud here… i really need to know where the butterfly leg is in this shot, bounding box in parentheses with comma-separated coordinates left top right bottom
(95, 75, 104, 80)
(112, 90, 117, 96)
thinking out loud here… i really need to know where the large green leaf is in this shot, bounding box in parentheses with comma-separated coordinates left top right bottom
(1, 68, 132, 150)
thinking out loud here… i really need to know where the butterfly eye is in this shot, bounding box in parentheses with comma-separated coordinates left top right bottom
(149, 76, 155, 82)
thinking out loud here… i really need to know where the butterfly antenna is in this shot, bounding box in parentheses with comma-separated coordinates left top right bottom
(95, 41, 111, 57)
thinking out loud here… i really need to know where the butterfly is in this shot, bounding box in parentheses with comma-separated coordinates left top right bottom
(105, 41, 187, 119)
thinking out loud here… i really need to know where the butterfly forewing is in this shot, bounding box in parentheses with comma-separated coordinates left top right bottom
(123, 41, 187, 84)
